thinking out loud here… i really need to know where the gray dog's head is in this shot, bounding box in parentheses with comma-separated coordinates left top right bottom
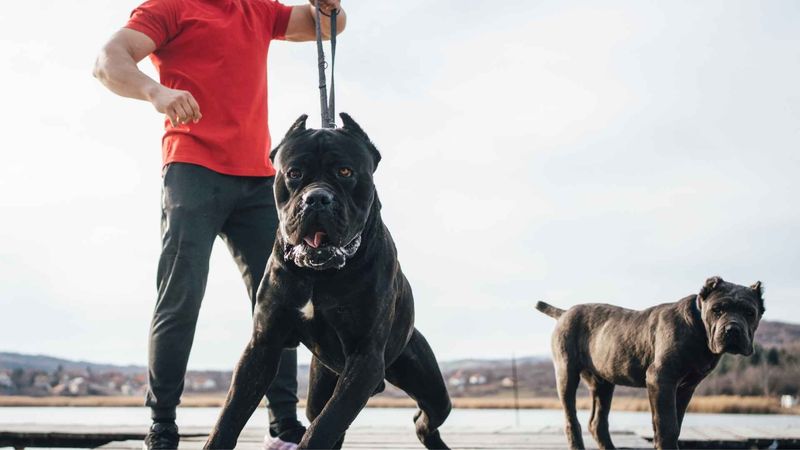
(269, 113, 381, 271)
(697, 276, 765, 356)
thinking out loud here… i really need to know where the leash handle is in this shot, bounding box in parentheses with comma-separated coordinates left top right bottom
(315, 3, 337, 129)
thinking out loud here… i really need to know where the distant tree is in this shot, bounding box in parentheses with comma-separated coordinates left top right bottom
(11, 368, 25, 387)
(767, 347, 780, 366)
(749, 347, 762, 366)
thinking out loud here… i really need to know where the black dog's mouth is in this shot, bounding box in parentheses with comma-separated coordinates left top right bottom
(284, 225, 361, 271)
(303, 231, 331, 249)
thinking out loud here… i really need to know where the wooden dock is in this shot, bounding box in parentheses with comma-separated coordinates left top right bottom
(1, 424, 799, 449)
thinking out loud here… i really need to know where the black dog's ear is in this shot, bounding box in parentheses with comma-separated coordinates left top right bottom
(340, 112, 382, 168)
(270, 114, 308, 162)
(751, 281, 766, 314)
(699, 276, 724, 300)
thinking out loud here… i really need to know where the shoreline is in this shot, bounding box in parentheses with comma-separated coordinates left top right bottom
(0, 395, 797, 415)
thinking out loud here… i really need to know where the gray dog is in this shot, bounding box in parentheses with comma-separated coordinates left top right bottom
(535, 276, 765, 450)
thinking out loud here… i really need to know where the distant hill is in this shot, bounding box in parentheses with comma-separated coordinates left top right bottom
(0, 352, 144, 375)
(1, 320, 796, 375)
(752, 320, 800, 348)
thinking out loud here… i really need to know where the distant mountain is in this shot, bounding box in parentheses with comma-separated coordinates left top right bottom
(0, 352, 144, 375)
(753, 320, 800, 348)
(1, 320, 795, 375)
(439, 356, 549, 372)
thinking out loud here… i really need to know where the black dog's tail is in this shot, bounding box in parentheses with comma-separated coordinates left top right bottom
(535, 301, 565, 319)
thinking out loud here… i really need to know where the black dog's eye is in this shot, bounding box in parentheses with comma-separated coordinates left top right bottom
(712, 305, 723, 316)
(745, 309, 756, 318)
(338, 167, 353, 178)
(287, 168, 302, 180)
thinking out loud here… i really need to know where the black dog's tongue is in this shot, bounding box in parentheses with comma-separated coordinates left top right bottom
(304, 232, 327, 249)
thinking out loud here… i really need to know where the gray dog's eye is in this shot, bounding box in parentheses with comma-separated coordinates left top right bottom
(287, 168, 302, 180)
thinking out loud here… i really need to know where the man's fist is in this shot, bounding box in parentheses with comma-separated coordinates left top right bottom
(150, 86, 202, 127)
(309, 0, 341, 16)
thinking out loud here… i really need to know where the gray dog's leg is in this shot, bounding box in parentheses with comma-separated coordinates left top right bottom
(583, 374, 615, 449)
(646, 371, 680, 449)
(556, 361, 585, 449)
(675, 385, 696, 433)
(386, 329, 452, 450)
(305, 357, 345, 449)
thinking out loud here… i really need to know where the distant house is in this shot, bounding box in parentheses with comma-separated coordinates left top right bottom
(0, 371, 13, 388)
(781, 395, 798, 409)
(0, 371, 14, 393)
(468, 374, 487, 385)
(500, 377, 515, 388)
(447, 370, 466, 388)
(68, 377, 89, 396)
(188, 376, 218, 392)
(32, 374, 52, 390)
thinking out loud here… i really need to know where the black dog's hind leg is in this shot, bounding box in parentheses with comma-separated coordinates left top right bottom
(386, 329, 452, 450)
(306, 357, 345, 449)
(583, 373, 615, 449)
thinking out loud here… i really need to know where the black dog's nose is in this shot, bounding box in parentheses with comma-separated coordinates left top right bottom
(303, 188, 334, 210)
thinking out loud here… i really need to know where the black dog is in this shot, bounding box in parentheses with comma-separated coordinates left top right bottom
(536, 277, 765, 450)
(204, 113, 451, 449)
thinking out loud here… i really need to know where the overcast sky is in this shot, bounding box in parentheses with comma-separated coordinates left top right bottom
(1, 1, 798, 370)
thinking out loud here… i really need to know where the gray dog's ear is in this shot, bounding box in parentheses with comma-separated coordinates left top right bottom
(698, 276, 724, 300)
(751, 281, 766, 314)
(340, 113, 382, 168)
(270, 114, 309, 162)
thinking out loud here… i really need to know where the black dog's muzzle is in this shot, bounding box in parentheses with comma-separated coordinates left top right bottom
(284, 233, 362, 270)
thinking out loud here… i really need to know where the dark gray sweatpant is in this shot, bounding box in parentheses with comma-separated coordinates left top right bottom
(146, 162, 297, 424)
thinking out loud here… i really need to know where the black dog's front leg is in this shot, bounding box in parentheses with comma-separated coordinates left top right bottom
(300, 347, 386, 449)
(205, 304, 294, 449)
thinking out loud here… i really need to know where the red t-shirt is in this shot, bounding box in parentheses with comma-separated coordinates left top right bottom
(125, 0, 293, 176)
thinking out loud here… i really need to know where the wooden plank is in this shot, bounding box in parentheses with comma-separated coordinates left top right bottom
(6, 423, 800, 450)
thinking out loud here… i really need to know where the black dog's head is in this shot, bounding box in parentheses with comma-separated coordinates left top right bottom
(269, 113, 381, 271)
(697, 276, 765, 356)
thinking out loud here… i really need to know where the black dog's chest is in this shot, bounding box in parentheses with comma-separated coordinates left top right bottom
(294, 298, 362, 372)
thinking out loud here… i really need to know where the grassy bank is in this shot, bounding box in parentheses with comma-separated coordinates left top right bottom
(0, 395, 797, 415)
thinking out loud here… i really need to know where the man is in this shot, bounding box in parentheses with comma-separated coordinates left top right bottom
(93, 1, 345, 449)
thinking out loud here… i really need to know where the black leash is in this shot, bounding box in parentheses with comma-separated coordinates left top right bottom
(315, 3, 338, 129)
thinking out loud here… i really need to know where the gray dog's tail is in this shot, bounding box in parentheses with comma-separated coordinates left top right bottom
(535, 301, 565, 319)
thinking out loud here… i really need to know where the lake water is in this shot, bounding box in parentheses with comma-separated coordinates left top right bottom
(1, 406, 799, 431)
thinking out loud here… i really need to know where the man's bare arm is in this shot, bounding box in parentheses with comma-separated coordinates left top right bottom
(93, 28, 201, 126)
(284, 0, 347, 42)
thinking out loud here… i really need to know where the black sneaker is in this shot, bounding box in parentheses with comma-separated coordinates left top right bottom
(264, 419, 306, 450)
(143, 421, 180, 450)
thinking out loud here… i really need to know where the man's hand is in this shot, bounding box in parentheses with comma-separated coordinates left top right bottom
(309, 0, 341, 16)
(285, 2, 346, 42)
(150, 86, 202, 127)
